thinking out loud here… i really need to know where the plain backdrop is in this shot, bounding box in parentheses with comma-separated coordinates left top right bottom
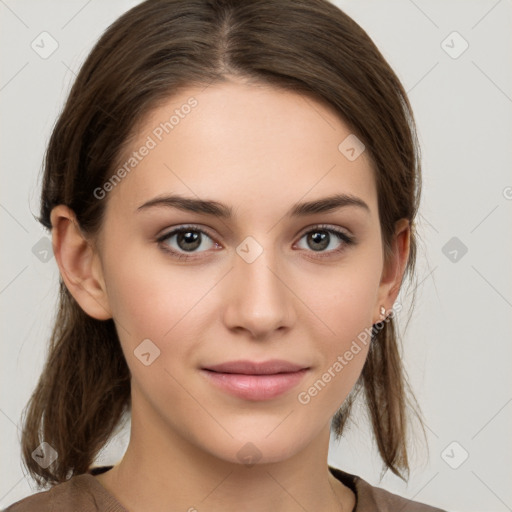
(1, 1, 511, 511)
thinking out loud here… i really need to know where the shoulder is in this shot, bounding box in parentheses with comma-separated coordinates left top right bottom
(329, 466, 448, 512)
(2, 471, 123, 512)
(3, 475, 98, 512)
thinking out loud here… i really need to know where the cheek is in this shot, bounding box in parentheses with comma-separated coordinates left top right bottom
(295, 243, 382, 403)
(100, 241, 203, 346)
(301, 243, 383, 339)
(295, 287, 375, 420)
(103, 229, 383, 348)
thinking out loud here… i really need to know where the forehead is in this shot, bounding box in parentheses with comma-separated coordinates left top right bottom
(107, 80, 377, 218)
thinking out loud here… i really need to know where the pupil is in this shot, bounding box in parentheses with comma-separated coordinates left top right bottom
(309, 231, 328, 251)
(178, 231, 200, 251)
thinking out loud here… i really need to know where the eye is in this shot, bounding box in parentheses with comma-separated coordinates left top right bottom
(295, 224, 355, 257)
(156, 223, 355, 262)
(157, 225, 219, 260)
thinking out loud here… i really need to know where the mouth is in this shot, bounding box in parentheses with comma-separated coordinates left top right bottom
(200, 360, 310, 401)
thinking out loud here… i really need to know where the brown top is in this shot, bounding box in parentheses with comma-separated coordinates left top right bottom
(3, 465, 447, 512)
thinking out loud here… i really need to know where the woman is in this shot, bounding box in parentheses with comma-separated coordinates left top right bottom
(6, 0, 446, 510)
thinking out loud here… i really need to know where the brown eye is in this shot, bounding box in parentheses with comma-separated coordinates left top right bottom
(157, 225, 218, 260)
(295, 225, 355, 257)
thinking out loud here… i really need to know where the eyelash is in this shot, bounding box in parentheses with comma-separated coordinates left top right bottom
(156, 224, 355, 261)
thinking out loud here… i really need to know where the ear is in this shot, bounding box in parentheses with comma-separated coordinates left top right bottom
(373, 218, 410, 323)
(50, 205, 112, 320)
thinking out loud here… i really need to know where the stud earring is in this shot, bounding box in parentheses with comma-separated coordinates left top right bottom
(379, 305, 386, 319)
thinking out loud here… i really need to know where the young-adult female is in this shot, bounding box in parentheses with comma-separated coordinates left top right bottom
(6, 0, 447, 510)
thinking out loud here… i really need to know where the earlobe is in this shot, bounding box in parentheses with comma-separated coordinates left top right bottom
(374, 219, 410, 323)
(50, 205, 112, 320)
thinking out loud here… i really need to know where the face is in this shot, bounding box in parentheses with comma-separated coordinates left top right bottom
(88, 79, 398, 465)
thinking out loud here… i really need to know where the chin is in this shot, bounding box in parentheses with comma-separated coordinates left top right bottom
(197, 429, 310, 468)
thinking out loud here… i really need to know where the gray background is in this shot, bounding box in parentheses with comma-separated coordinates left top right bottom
(1, 1, 511, 510)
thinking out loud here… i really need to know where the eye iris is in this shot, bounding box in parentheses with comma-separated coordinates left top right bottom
(177, 230, 201, 251)
(308, 231, 329, 251)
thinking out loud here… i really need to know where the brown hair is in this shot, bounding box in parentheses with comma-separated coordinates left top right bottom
(21, 0, 423, 487)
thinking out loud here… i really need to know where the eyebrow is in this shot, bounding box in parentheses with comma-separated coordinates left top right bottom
(136, 193, 370, 218)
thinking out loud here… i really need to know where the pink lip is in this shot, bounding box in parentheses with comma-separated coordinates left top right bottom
(201, 359, 310, 401)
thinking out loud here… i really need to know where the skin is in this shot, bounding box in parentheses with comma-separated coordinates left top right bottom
(50, 78, 410, 512)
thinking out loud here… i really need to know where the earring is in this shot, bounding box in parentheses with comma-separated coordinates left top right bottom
(379, 305, 386, 319)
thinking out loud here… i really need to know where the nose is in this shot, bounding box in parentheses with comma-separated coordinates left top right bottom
(222, 243, 296, 339)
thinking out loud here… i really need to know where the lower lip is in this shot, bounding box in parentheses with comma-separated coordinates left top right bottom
(201, 369, 309, 401)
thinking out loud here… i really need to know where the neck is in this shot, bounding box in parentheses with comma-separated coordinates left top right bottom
(95, 391, 355, 512)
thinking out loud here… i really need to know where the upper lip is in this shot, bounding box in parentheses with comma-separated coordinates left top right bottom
(202, 359, 309, 375)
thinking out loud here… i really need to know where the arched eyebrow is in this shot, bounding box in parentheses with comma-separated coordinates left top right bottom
(136, 193, 370, 218)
